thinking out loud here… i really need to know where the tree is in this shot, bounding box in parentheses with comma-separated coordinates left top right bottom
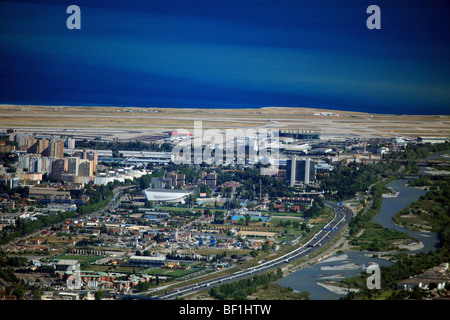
(428, 282, 438, 290)
(246, 202, 256, 210)
(95, 290, 106, 300)
(244, 214, 251, 226)
(153, 233, 165, 243)
(136, 281, 151, 292)
(214, 211, 224, 224)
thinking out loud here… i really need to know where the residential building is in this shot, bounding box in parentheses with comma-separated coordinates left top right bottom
(166, 172, 186, 187)
(78, 159, 94, 177)
(198, 171, 217, 186)
(51, 158, 68, 180)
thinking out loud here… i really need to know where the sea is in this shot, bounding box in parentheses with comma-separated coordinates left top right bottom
(0, 0, 449, 115)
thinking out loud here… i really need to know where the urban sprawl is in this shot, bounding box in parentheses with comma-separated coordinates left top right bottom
(0, 125, 449, 301)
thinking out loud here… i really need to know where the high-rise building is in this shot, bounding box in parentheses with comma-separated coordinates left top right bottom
(12, 133, 29, 151)
(151, 177, 173, 189)
(286, 156, 315, 186)
(78, 159, 94, 177)
(65, 137, 76, 149)
(73, 150, 98, 170)
(18, 154, 30, 171)
(41, 157, 54, 174)
(26, 137, 63, 158)
(67, 157, 80, 176)
(18, 154, 42, 173)
(29, 156, 42, 173)
(46, 139, 64, 158)
(27, 137, 48, 154)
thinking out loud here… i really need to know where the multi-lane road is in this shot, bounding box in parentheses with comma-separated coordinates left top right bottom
(157, 200, 353, 299)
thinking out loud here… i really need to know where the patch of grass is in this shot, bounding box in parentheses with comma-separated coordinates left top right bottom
(247, 283, 309, 300)
(350, 221, 412, 251)
(54, 254, 103, 264)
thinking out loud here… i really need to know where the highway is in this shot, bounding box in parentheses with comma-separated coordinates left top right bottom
(156, 200, 353, 299)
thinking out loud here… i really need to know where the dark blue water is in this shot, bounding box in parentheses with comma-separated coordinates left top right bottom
(1, 1, 449, 114)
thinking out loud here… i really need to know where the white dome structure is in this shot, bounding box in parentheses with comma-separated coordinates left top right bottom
(143, 188, 193, 203)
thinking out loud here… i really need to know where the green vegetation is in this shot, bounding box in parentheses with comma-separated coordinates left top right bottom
(0, 185, 29, 198)
(395, 177, 450, 242)
(0, 172, 162, 245)
(1, 140, 448, 300)
(340, 170, 450, 299)
(341, 248, 450, 300)
(319, 161, 400, 202)
(349, 221, 411, 251)
(0, 251, 44, 300)
(0, 210, 78, 245)
(384, 142, 450, 162)
(76, 184, 114, 215)
(407, 176, 431, 187)
(0, 251, 28, 267)
(56, 254, 104, 266)
(0, 182, 118, 245)
(215, 166, 295, 198)
(208, 268, 290, 300)
(347, 180, 392, 237)
(245, 283, 310, 300)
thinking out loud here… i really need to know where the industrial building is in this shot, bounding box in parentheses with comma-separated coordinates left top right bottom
(29, 186, 71, 200)
(279, 130, 321, 140)
(140, 210, 170, 222)
(417, 137, 449, 144)
(93, 168, 149, 186)
(128, 255, 166, 267)
(64, 149, 173, 165)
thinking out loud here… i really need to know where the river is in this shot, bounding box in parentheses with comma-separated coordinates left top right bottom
(276, 178, 441, 300)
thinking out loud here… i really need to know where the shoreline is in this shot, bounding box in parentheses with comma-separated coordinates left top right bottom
(1, 104, 449, 141)
(316, 281, 360, 295)
(2, 103, 449, 117)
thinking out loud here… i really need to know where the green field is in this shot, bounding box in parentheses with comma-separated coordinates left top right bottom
(54, 254, 104, 264)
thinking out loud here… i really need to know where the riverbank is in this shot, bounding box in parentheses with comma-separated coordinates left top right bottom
(316, 281, 359, 295)
(382, 187, 400, 198)
(276, 177, 442, 299)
